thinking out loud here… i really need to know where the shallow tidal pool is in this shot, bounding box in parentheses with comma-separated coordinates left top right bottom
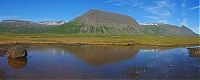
(0, 45, 199, 79)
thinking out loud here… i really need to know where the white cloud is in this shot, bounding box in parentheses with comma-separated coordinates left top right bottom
(190, 6, 200, 10)
(158, 19, 168, 23)
(162, 10, 172, 17)
(145, 16, 168, 23)
(128, 0, 143, 6)
(105, 0, 176, 24)
(113, 3, 123, 6)
(144, 0, 175, 18)
(144, 0, 176, 24)
(145, 16, 159, 20)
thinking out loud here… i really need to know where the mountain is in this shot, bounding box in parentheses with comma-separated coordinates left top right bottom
(49, 9, 143, 34)
(50, 9, 197, 36)
(140, 23, 198, 36)
(0, 9, 198, 36)
(0, 20, 53, 34)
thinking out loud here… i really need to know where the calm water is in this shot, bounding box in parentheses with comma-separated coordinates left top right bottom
(0, 45, 199, 79)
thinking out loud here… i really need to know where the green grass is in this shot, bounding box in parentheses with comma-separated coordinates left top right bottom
(48, 21, 84, 34)
(0, 34, 199, 46)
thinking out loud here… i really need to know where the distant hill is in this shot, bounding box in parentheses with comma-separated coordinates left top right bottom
(0, 9, 198, 36)
(140, 23, 198, 36)
(0, 20, 62, 34)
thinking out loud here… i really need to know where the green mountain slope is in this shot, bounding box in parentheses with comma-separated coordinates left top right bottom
(141, 24, 198, 36)
(0, 20, 52, 34)
(0, 9, 198, 36)
(47, 21, 84, 34)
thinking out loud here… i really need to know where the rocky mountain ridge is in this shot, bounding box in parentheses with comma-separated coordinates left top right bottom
(70, 9, 142, 34)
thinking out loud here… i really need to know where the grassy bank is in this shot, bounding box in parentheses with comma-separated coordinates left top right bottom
(0, 34, 199, 46)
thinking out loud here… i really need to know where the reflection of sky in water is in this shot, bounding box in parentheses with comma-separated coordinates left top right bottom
(132, 48, 199, 79)
(0, 45, 199, 79)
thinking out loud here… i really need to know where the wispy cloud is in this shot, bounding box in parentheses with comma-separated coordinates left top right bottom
(18, 18, 60, 22)
(0, 16, 21, 20)
(105, 0, 143, 6)
(190, 6, 200, 10)
(181, 19, 188, 26)
(144, 0, 175, 18)
(145, 16, 159, 20)
(182, 0, 188, 8)
(105, 0, 176, 24)
(145, 16, 168, 23)
(0, 16, 57, 22)
(144, 0, 176, 23)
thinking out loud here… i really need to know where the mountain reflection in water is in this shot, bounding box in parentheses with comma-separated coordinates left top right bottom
(32, 45, 174, 66)
(33, 45, 140, 66)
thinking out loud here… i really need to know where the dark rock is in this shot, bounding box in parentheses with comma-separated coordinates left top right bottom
(7, 46, 27, 58)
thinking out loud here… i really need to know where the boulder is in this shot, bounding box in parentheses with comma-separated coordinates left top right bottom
(7, 46, 27, 58)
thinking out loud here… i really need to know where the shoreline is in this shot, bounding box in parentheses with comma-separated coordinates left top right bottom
(0, 34, 199, 47)
(0, 41, 199, 47)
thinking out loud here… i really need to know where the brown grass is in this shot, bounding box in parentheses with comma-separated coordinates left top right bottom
(0, 34, 199, 46)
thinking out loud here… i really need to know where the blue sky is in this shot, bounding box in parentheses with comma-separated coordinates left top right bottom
(0, 0, 199, 34)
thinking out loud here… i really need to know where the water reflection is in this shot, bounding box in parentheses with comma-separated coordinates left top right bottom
(67, 46, 140, 66)
(0, 45, 199, 79)
(7, 58, 28, 69)
(188, 48, 200, 58)
(34, 45, 175, 66)
(0, 69, 4, 80)
(0, 49, 7, 57)
(122, 66, 151, 79)
(34, 45, 140, 66)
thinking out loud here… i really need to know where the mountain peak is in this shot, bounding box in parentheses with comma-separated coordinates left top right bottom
(181, 25, 186, 28)
(70, 9, 141, 34)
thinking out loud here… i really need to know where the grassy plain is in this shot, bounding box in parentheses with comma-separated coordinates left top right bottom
(0, 34, 199, 46)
